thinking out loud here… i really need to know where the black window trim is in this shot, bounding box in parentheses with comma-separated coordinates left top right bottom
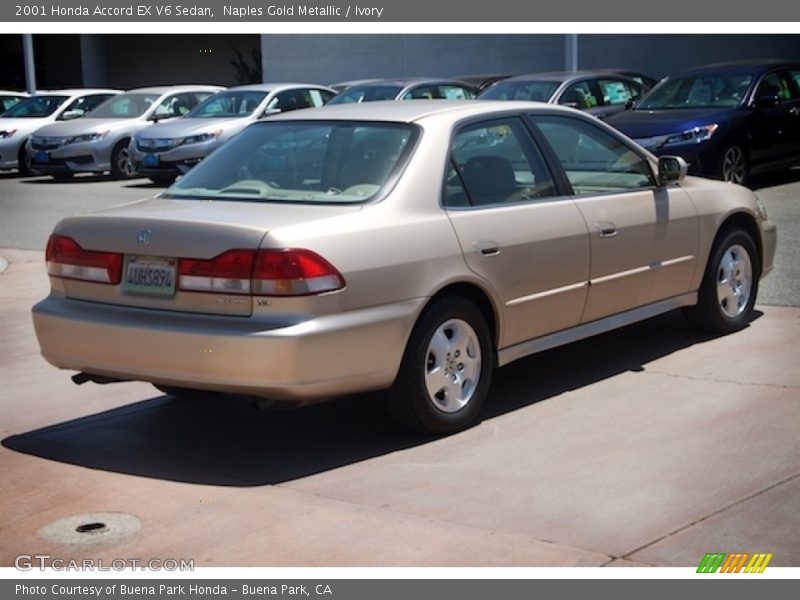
(522, 110, 661, 197)
(441, 112, 569, 211)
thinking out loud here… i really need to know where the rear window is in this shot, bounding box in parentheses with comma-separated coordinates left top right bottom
(164, 120, 418, 204)
(479, 81, 559, 102)
(328, 86, 404, 104)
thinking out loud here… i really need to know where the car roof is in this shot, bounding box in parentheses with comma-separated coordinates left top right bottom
(267, 99, 574, 124)
(124, 85, 224, 94)
(30, 88, 120, 96)
(678, 60, 800, 75)
(347, 77, 475, 87)
(500, 70, 638, 83)
(223, 83, 336, 93)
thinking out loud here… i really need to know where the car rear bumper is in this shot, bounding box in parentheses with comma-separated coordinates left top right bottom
(32, 294, 423, 402)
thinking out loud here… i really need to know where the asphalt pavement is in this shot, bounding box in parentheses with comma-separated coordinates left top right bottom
(0, 171, 798, 568)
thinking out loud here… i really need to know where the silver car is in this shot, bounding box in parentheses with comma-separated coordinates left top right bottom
(0, 89, 118, 175)
(32, 101, 776, 434)
(129, 83, 336, 184)
(28, 85, 223, 180)
(327, 78, 478, 104)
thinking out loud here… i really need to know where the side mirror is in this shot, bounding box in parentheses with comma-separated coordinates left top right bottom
(625, 98, 637, 110)
(754, 94, 780, 109)
(260, 108, 282, 118)
(60, 109, 84, 120)
(561, 101, 580, 109)
(657, 155, 688, 185)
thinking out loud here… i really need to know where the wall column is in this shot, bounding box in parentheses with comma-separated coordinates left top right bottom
(22, 34, 36, 93)
(80, 34, 108, 87)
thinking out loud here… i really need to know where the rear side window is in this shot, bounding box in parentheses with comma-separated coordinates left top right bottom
(757, 72, 796, 101)
(558, 81, 599, 109)
(445, 118, 557, 208)
(534, 115, 654, 194)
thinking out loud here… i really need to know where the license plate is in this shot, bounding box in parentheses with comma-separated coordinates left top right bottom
(35, 151, 49, 163)
(122, 255, 177, 297)
(143, 153, 159, 167)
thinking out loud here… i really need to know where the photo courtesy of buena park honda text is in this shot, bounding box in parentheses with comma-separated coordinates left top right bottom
(0, 1, 798, 598)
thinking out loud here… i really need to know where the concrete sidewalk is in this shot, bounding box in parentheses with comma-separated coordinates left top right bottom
(1, 248, 798, 567)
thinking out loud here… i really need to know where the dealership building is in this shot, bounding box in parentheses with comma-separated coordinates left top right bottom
(1, 34, 800, 91)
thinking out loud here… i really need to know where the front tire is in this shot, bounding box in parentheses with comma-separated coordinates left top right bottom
(110, 140, 136, 179)
(684, 228, 759, 334)
(17, 143, 33, 176)
(388, 296, 494, 435)
(719, 143, 749, 184)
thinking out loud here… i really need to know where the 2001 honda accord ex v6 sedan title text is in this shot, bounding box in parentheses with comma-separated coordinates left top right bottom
(32, 101, 777, 434)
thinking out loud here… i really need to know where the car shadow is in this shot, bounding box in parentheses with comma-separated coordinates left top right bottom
(2, 309, 762, 487)
(124, 181, 168, 189)
(749, 166, 800, 190)
(20, 174, 146, 184)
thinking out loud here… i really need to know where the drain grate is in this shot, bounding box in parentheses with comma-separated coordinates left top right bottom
(39, 512, 141, 545)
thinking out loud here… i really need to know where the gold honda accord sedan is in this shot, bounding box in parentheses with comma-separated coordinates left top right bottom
(32, 101, 777, 434)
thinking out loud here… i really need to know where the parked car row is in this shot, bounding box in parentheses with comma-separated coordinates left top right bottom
(5, 59, 800, 186)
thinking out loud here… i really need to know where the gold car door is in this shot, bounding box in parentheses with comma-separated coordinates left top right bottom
(532, 113, 698, 323)
(444, 117, 591, 349)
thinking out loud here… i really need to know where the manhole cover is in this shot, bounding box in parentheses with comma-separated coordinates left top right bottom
(38, 512, 141, 545)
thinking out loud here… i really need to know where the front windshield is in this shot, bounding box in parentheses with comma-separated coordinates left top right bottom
(327, 86, 403, 104)
(1, 95, 68, 118)
(638, 73, 753, 109)
(479, 81, 559, 102)
(87, 92, 160, 118)
(187, 91, 269, 118)
(164, 121, 417, 204)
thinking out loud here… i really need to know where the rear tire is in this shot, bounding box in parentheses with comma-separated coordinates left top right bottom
(154, 384, 217, 400)
(387, 296, 494, 435)
(148, 174, 177, 186)
(684, 228, 759, 334)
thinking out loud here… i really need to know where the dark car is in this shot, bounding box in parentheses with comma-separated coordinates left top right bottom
(615, 70, 660, 89)
(606, 60, 800, 184)
(453, 73, 512, 92)
(479, 70, 648, 120)
(327, 78, 478, 104)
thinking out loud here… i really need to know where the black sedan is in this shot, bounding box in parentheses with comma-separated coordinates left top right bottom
(606, 60, 800, 184)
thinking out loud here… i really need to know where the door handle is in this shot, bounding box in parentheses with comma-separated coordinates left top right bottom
(474, 240, 501, 256)
(596, 221, 617, 238)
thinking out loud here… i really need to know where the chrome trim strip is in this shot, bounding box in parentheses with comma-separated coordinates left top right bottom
(661, 255, 695, 268)
(591, 264, 651, 285)
(506, 281, 589, 307)
(591, 255, 695, 285)
(497, 292, 697, 367)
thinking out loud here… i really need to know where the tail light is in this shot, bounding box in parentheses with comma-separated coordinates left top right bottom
(178, 250, 255, 294)
(45, 234, 122, 284)
(178, 248, 344, 296)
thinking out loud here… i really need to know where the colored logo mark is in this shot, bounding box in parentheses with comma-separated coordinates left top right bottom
(697, 552, 773, 573)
